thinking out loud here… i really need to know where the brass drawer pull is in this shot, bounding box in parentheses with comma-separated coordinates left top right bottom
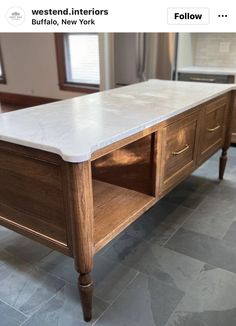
(172, 144, 190, 156)
(207, 125, 220, 132)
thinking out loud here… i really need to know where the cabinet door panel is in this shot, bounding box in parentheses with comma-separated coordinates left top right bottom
(198, 94, 229, 163)
(159, 111, 200, 194)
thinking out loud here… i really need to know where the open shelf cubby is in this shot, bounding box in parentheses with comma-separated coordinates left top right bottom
(92, 133, 157, 252)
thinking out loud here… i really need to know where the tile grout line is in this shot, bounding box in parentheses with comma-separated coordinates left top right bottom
(162, 228, 236, 277)
(92, 271, 140, 325)
(34, 250, 55, 265)
(100, 230, 151, 258)
(98, 246, 203, 296)
(17, 263, 138, 326)
(2, 249, 139, 325)
(34, 264, 77, 286)
(93, 254, 141, 303)
(99, 187, 205, 253)
(162, 260, 236, 326)
(19, 283, 67, 326)
(4, 248, 54, 267)
(161, 178, 236, 246)
(162, 190, 236, 326)
(162, 260, 210, 326)
(0, 297, 28, 318)
(20, 315, 33, 326)
(162, 293, 185, 326)
(34, 253, 143, 323)
(161, 202, 200, 247)
(19, 286, 65, 326)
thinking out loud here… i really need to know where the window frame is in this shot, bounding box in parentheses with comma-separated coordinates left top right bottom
(55, 33, 100, 93)
(0, 44, 6, 84)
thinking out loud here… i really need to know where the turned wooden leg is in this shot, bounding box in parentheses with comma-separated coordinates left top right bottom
(66, 161, 94, 322)
(219, 91, 235, 180)
(219, 149, 227, 180)
(79, 273, 93, 322)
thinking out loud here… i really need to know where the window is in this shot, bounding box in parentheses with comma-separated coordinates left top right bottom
(55, 33, 100, 92)
(0, 45, 6, 84)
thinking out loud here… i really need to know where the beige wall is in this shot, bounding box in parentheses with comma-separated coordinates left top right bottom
(156, 33, 176, 80)
(194, 33, 236, 67)
(0, 33, 84, 99)
(177, 33, 236, 69)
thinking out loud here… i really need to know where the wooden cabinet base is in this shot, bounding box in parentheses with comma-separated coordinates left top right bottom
(0, 91, 234, 322)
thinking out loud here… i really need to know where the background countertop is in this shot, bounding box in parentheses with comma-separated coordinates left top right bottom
(178, 66, 236, 78)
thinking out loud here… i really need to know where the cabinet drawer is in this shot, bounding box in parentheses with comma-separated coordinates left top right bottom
(198, 95, 229, 163)
(159, 111, 200, 193)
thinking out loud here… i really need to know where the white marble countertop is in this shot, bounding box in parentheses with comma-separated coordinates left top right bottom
(0, 79, 235, 162)
(178, 66, 236, 78)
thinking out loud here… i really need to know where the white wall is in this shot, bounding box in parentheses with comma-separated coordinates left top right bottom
(114, 33, 139, 85)
(177, 33, 236, 69)
(0, 33, 84, 99)
(194, 33, 236, 67)
(99, 33, 115, 90)
(177, 33, 194, 69)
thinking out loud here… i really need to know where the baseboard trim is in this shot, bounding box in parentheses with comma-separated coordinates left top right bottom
(0, 92, 59, 107)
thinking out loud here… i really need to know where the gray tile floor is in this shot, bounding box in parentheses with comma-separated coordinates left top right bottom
(0, 147, 236, 326)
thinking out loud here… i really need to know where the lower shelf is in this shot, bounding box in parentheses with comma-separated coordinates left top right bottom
(93, 180, 155, 252)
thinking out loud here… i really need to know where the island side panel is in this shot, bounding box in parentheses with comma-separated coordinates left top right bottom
(0, 141, 72, 255)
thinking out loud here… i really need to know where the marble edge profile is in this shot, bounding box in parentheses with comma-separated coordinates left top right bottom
(0, 86, 235, 163)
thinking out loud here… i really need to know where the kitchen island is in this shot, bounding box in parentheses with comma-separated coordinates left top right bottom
(0, 80, 235, 322)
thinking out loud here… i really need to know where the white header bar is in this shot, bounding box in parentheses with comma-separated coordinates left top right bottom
(0, 0, 234, 32)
